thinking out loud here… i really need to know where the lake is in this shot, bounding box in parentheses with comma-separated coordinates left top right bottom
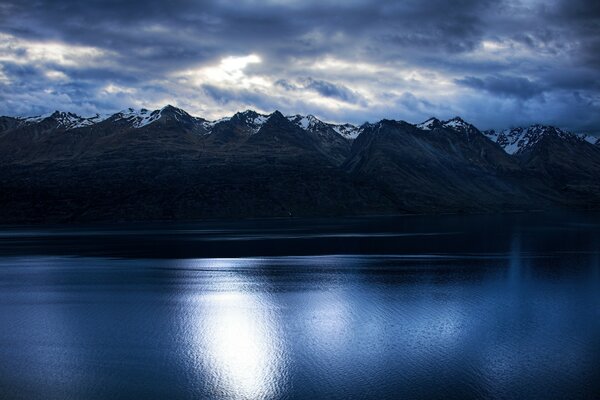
(0, 212, 598, 399)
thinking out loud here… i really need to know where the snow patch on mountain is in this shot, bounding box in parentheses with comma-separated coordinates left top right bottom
(287, 115, 311, 130)
(582, 134, 598, 145)
(483, 125, 596, 155)
(331, 123, 361, 139)
(287, 114, 322, 131)
(115, 108, 162, 128)
(196, 110, 268, 135)
(73, 113, 111, 128)
(19, 111, 110, 130)
(20, 113, 54, 124)
(416, 118, 440, 131)
(233, 110, 269, 134)
(247, 115, 268, 134)
(416, 117, 477, 134)
(443, 117, 470, 130)
(287, 114, 360, 139)
(204, 116, 231, 130)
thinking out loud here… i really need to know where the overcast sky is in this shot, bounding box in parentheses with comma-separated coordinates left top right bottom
(0, 0, 599, 133)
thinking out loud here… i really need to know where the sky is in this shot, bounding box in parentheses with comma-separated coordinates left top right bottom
(0, 0, 599, 133)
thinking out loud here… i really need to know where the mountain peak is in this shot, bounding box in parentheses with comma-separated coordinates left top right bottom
(262, 110, 292, 127)
(231, 109, 268, 123)
(284, 114, 360, 139)
(286, 114, 326, 130)
(416, 117, 442, 131)
(5, 106, 594, 149)
(161, 104, 183, 113)
(234, 109, 260, 118)
(161, 104, 195, 118)
(12, 110, 109, 130)
(114, 108, 161, 128)
(484, 124, 595, 155)
(270, 110, 285, 118)
(442, 116, 471, 129)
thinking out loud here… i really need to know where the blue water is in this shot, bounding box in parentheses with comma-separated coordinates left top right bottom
(0, 213, 598, 399)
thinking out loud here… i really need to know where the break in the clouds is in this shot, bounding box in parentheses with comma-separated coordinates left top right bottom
(0, 0, 599, 133)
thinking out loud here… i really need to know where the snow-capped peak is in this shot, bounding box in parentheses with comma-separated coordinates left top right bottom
(331, 123, 361, 139)
(286, 114, 323, 130)
(416, 117, 475, 134)
(114, 108, 162, 128)
(160, 105, 189, 119)
(484, 124, 596, 155)
(19, 111, 110, 129)
(442, 117, 471, 130)
(288, 115, 310, 130)
(286, 114, 360, 139)
(52, 111, 85, 129)
(416, 117, 441, 131)
(73, 113, 111, 128)
(233, 110, 269, 134)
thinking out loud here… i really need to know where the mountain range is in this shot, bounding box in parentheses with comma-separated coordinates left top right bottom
(1, 105, 599, 222)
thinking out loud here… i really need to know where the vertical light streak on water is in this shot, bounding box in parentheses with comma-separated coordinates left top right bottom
(182, 258, 288, 400)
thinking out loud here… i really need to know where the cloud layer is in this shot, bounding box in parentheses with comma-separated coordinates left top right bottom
(0, 0, 599, 133)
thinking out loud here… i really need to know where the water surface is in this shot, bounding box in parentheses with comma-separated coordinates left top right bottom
(0, 212, 599, 399)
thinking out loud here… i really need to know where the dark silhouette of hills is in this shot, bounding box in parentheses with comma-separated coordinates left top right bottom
(0, 106, 599, 222)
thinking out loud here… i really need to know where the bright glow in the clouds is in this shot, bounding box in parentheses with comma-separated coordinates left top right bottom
(0, 33, 107, 67)
(45, 70, 68, 81)
(308, 57, 382, 74)
(481, 40, 508, 51)
(102, 83, 136, 95)
(220, 54, 262, 73)
(179, 54, 266, 88)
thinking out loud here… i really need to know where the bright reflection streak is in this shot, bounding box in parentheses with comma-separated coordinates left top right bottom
(185, 258, 287, 400)
(204, 292, 284, 399)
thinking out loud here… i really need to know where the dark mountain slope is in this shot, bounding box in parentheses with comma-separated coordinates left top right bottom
(286, 114, 353, 165)
(516, 134, 600, 208)
(345, 119, 543, 213)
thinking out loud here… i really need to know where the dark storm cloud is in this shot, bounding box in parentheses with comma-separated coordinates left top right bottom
(202, 84, 270, 108)
(0, 0, 599, 134)
(201, 83, 285, 113)
(304, 78, 361, 104)
(276, 78, 362, 104)
(455, 75, 545, 100)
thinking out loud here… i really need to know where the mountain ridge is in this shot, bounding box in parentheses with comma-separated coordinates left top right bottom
(1, 106, 599, 222)
(4, 106, 597, 152)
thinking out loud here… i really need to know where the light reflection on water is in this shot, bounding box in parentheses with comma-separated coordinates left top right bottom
(0, 213, 599, 399)
(183, 259, 288, 400)
(0, 253, 597, 399)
